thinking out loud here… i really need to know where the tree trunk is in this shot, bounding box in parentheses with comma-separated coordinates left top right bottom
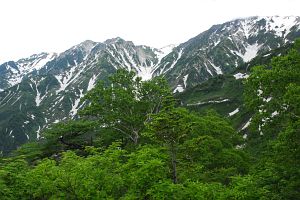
(170, 145, 178, 184)
(132, 130, 139, 145)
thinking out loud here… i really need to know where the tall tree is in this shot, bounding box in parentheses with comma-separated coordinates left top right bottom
(80, 69, 172, 145)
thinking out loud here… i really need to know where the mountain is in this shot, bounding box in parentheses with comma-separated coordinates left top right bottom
(0, 38, 174, 154)
(0, 52, 57, 91)
(0, 16, 299, 154)
(176, 42, 294, 137)
(154, 16, 300, 92)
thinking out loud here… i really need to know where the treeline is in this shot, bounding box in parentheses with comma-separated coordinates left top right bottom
(0, 41, 299, 199)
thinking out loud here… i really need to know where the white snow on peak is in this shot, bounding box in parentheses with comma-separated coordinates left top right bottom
(233, 73, 249, 79)
(32, 52, 56, 71)
(156, 44, 177, 62)
(265, 16, 300, 38)
(33, 78, 47, 107)
(70, 89, 84, 118)
(163, 48, 183, 74)
(183, 74, 189, 88)
(235, 43, 262, 62)
(239, 16, 299, 40)
(138, 66, 153, 81)
(228, 108, 239, 116)
(208, 60, 222, 74)
(240, 20, 253, 39)
(173, 85, 184, 93)
(204, 63, 213, 76)
(55, 61, 86, 93)
(87, 74, 98, 91)
(79, 40, 97, 54)
(5, 53, 57, 88)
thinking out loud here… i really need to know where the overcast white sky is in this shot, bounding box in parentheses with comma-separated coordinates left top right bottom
(0, 0, 299, 63)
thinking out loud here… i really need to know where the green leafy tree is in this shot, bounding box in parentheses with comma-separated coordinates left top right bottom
(245, 39, 300, 137)
(145, 107, 247, 185)
(41, 120, 97, 156)
(145, 107, 193, 184)
(80, 69, 172, 145)
(244, 39, 300, 199)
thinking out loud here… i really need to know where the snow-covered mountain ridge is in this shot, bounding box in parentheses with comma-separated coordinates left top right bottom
(0, 16, 300, 154)
(155, 16, 300, 91)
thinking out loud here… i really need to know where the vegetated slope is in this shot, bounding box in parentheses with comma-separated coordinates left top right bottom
(176, 42, 295, 132)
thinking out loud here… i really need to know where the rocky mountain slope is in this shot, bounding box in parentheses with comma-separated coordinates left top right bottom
(0, 38, 173, 153)
(0, 16, 300, 154)
(155, 16, 300, 92)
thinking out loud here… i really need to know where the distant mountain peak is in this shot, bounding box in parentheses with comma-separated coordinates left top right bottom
(70, 40, 98, 55)
(104, 37, 127, 45)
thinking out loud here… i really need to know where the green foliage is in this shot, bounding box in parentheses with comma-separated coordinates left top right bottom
(40, 120, 97, 157)
(245, 42, 300, 136)
(145, 107, 247, 185)
(80, 69, 173, 145)
(243, 39, 300, 199)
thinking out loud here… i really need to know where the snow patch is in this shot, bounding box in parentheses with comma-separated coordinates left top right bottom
(187, 99, 229, 106)
(173, 85, 184, 93)
(229, 108, 239, 116)
(156, 44, 176, 62)
(266, 16, 299, 38)
(271, 111, 279, 117)
(87, 74, 98, 91)
(163, 49, 183, 74)
(36, 126, 41, 139)
(33, 78, 47, 107)
(138, 66, 153, 81)
(208, 60, 222, 75)
(32, 53, 56, 71)
(70, 89, 84, 118)
(183, 74, 189, 88)
(241, 118, 252, 130)
(233, 73, 249, 79)
(204, 63, 213, 76)
(55, 61, 87, 93)
(235, 43, 262, 62)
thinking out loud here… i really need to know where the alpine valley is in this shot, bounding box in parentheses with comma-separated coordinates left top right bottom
(1, 15, 300, 154)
